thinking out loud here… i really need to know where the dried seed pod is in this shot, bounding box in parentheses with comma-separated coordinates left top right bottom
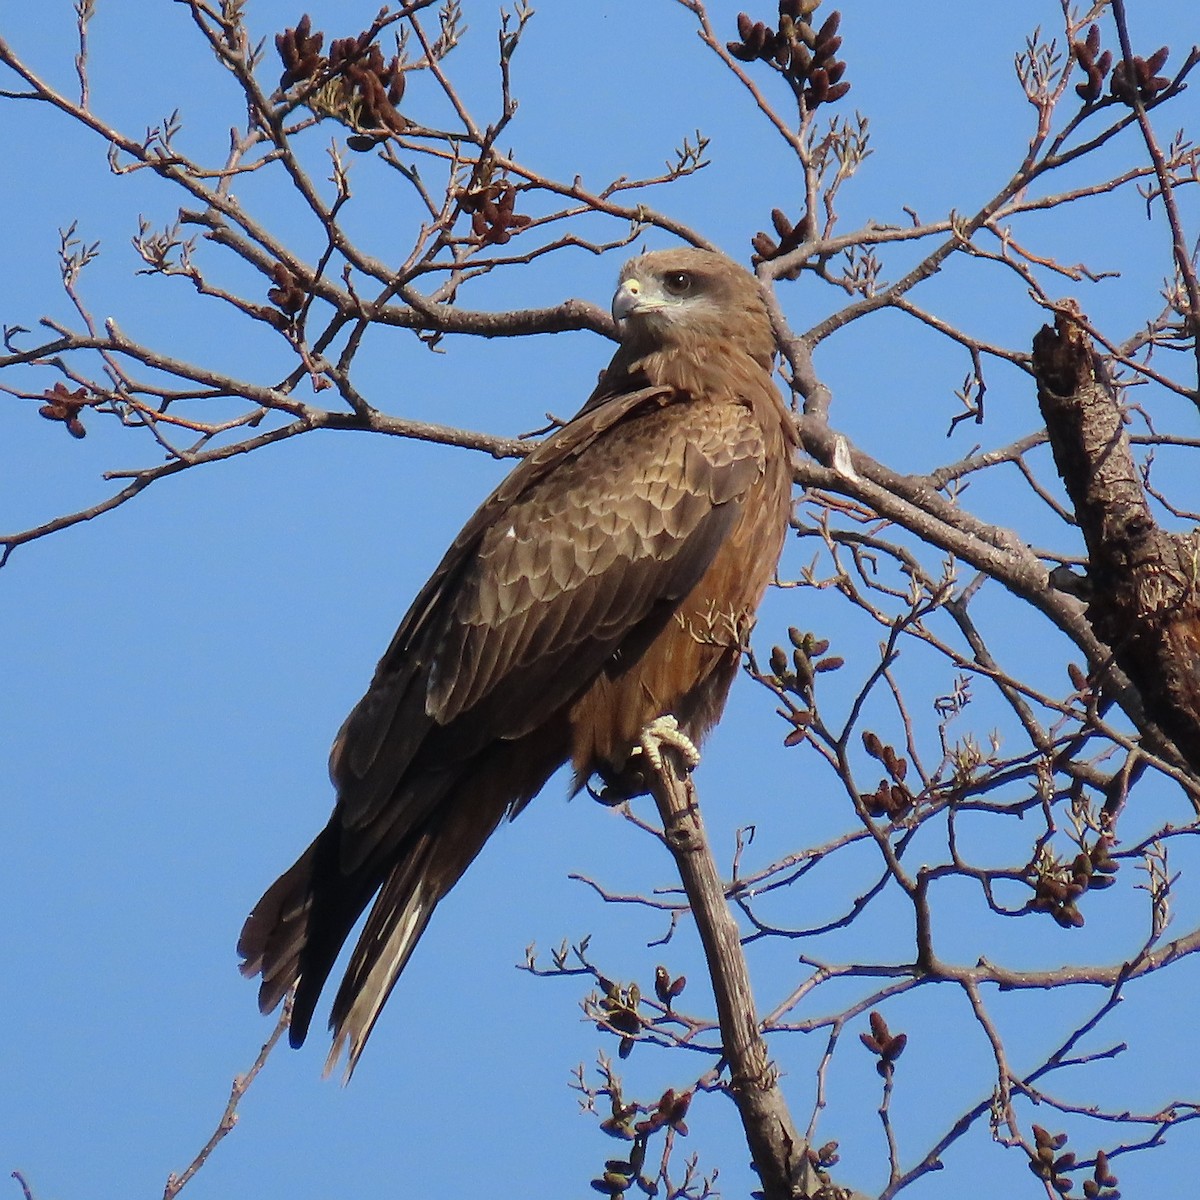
(1146, 45, 1170, 75)
(599, 1116, 635, 1141)
(1074, 41, 1112, 103)
(38, 382, 93, 439)
(1109, 52, 1169, 105)
(860, 782, 890, 817)
(590, 1173, 626, 1195)
(814, 33, 842, 61)
(792, 648, 814, 688)
(654, 964, 671, 1003)
(668, 1091, 692, 1129)
(1110, 60, 1134, 102)
(1038, 877, 1069, 902)
(814, 1141, 840, 1167)
(816, 11, 840, 42)
(752, 231, 780, 259)
(276, 14, 326, 87)
(387, 67, 405, 106)
(747, 21, 771, 56)
(255, 304, 291, 331)
(1033, 1125, 1068, 1151)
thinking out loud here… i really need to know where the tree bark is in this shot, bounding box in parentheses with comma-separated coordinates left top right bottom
(647, 753, 868, 1200)
(1033, 304, 1200, 775)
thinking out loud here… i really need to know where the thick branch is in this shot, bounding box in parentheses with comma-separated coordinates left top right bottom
(1033, 305, 1200, 774)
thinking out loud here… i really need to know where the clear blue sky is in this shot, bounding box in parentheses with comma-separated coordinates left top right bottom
(2, 3, 1198, 1198)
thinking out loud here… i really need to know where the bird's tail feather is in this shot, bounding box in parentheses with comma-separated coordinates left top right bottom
(238, 841, 319, 1017)
(243, 728, 567, 1075)
(323, 841, 440, 1079)
(324, 782, 515, 1079)
(238, 824, 387, 1048)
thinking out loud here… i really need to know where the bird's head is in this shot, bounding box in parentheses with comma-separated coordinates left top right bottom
(611, 247, 776, 369)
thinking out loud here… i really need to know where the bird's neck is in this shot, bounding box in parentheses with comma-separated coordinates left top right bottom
(606, 339, 766, 403)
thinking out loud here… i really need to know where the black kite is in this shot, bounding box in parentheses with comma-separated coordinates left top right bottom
(239, 247, 796, 1074)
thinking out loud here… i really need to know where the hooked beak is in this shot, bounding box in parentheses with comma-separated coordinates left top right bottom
(612, 277, 662, 322)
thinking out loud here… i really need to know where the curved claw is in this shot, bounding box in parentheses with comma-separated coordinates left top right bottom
(639, 714, 701, 774)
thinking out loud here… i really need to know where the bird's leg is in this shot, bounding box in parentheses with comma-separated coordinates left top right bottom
(589, 715, 701, 804)
(638, 714, 701, 774)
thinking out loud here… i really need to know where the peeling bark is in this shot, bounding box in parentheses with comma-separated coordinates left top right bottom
(1033, 305, 1200, 773)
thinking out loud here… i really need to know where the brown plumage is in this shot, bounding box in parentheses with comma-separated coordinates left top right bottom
(238, 247, 796, 1075)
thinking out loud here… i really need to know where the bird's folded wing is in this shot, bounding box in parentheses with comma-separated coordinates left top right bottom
(330, 386, 767, 838)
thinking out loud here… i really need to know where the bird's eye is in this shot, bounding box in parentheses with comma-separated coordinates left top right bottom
(662, 271, 693, 295)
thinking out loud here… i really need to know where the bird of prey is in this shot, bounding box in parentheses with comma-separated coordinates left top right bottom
(239, 246, 796, 1075)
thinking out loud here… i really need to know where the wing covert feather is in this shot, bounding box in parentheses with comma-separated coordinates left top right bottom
(427, 398, 766, 727)
(327, 384, 671, 799)
(332, 387, 765, 834)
